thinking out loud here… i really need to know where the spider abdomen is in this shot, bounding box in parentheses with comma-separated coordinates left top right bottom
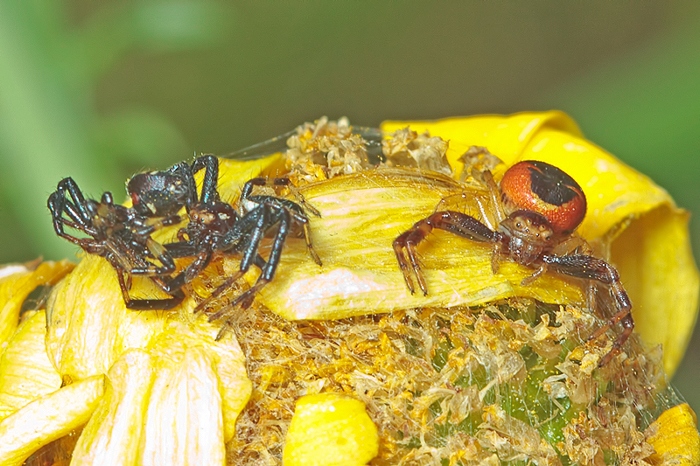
(500, 160, 586, 234)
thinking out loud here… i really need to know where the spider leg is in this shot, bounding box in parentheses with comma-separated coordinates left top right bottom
(198, 254, 266, 319)
(206, 206, 292, 321)
(393, 210, 499, 295)
(541, 254, 633, 366)
(164, 234, 218, 292)
(520, 264, 548, 286)
(48, 180, 98, 240)
(121, 277, 185, 310)
(300, 216, 322, 266)
(247, 196, 322, 266)
(242, 177, 322, 217)
(191, 155, 220, 204)
(225, 208, 292, 313)
(55, 177, 92, 222)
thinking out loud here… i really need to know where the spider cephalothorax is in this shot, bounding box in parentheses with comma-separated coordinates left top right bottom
(393, 159, 632, 366)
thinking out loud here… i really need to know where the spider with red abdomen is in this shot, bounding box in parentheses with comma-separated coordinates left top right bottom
(393, 159, 633, 366)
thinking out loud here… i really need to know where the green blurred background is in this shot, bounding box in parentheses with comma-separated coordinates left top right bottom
(1, 1, 698, 413)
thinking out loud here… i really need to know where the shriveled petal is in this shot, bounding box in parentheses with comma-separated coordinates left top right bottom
(145, 317, 251, 443)
(0, 260, 73, 352)
(253, 169, 583, 320)
(382, 112, 699, 375)
(0, 310, 61, 421)
(45, 255, 171, 379)
(71, 350, 155, 465)
(140, 346, 226, 466)
(283, 393, 379, 466)
(0, 375, 104, 466)
(68, 315, 250, 464)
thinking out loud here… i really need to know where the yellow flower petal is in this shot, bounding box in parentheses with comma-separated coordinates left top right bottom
(145, 318, 252, 443)
(69, 314, 251, 464)
(382, 112, 699, 375)
(217, 153, 285, 195)
(283, 393, 379, 466)
(39, 204, 254, 464)
(0, 310, 61, 421)
(141, 346, 226, 465)
(46, 255, 172, 379)
(252, 169, 583, 320)
(70, 350, 154, 465)
(646, 403, 700, 465)
(0, 260, 73, 352)
(0, 375, 104, 466)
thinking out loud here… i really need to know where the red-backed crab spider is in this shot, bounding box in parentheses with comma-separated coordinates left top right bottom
(393, 159, 633, 366)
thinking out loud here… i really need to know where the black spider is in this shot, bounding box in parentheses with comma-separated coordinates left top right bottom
(163, 155, 322, 320)
(47, 169, 187, 310)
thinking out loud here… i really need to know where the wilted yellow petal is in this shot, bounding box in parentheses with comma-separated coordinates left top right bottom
(46, 255, 172, 379)
(0, 375, 104, 466)
(382, 112, 699, 375)
(145, 317, 252, 443)
(255, 169, 583, 320)
(141, 346, 226, 466)
(283, 393, 379, 466)
(0, 310, 61, 421)
(646, 403, 700, 466)
(70, 313, 250, 465)
(70, 350, 155, 466)
(0, 260, 73, 352)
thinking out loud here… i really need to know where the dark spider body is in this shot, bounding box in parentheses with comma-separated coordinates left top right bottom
(393, 160, 633, 366)
(162, 155, 322, 320)
(48, 175, 185, 310)
(127, 162, 195, 217)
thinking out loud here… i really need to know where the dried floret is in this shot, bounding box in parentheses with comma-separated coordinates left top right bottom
(382, 127, 452, 176)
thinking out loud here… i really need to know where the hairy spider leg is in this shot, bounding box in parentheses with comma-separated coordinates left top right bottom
(541, 254, 633, 366)
(245, 194, 322, 266)
(162, 154, 235, 291)
(242, 177, 322, 218)
(198, 205, 280, 319)
(393, 210, 499, 295)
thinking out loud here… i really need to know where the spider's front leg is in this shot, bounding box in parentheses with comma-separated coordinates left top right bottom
(191, 155, 220, 205)
(393, 211, 500, 295)
(541, 253, 633, 366)
(205, 205, 284, 319)
(241, 177, 322, 218)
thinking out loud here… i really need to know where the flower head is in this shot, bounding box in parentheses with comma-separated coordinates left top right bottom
(0, 112, 697, 465)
